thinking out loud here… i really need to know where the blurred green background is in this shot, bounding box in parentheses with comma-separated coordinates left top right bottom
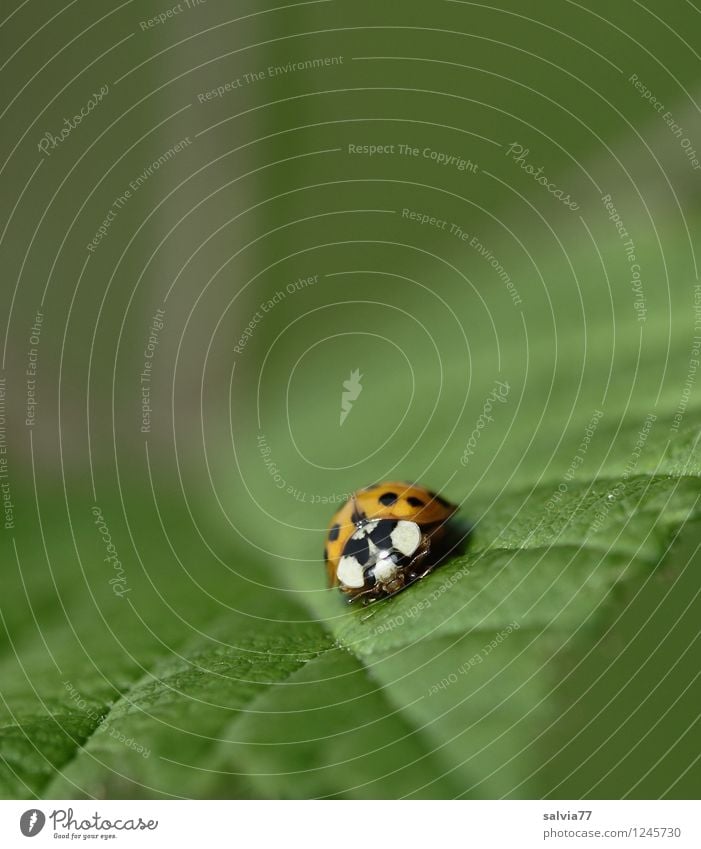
(1, 0, 700, 799)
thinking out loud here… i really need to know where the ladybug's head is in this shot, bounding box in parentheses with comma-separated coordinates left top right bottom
(336, 518, 423, 594)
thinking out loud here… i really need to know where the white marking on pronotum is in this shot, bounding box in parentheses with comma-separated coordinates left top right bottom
(391, 521, 422, 556)
(337, 556, 365, 588)
(339, 368, 363, 426)
(351, 519, 377, 538)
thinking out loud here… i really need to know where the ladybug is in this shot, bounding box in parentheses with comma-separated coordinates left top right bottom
(324, 482, 458, 603)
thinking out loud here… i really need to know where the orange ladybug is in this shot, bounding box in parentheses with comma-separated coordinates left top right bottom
(324, 482, 458, 603)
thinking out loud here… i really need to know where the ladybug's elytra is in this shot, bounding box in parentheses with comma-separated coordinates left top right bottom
(324, 482, 458, 603)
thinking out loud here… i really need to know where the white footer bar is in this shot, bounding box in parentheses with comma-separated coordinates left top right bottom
(1, 800, 699, 848)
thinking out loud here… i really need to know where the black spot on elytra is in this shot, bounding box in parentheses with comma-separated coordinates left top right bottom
(378, 491, 398, 506)
(368, 519, 398, 550)
(428, 491, 452, 509)
(323, 547, 328, 562)
(342, 534, 370, 566)
(350, 505, 365, 524)
(407, 496, 424, 507)
(328, 523, 340, 541)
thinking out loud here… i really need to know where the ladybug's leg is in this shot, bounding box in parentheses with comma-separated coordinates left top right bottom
(346, 585, 378, 605)
(407, 538, 433, 581)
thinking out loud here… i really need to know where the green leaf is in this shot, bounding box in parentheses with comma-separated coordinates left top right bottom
(2, 409, 699, 798)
